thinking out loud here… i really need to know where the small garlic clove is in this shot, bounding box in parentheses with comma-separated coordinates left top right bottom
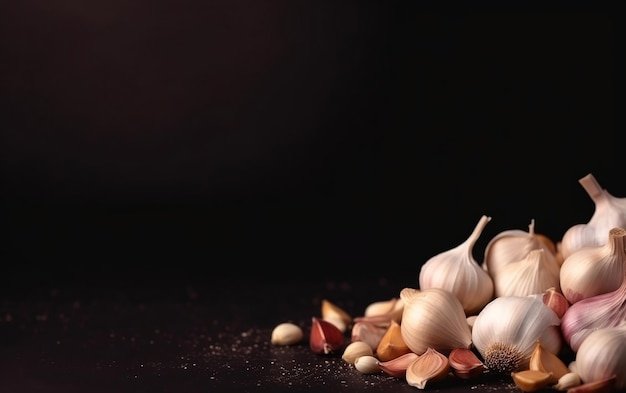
(510, 369, 553, 392)
(375, 320, 411, 362)
(377, 352, 419, 378)
(321, 299, 352, 332)
(405, 347, 450, 389)
(554, 372, 582, 391)
(448, 347, 485, 379)
(565, 375, 616, 393)
(309, 316, 345, 355)
(542, 287, 570, 319)
(271, 322, 304, 346)
(355, 298, 404, 328)
(354, 355, 382, 374)
(351, 321, 387, 351)
(341, 341, 373, 365)
(528, 340, 570, 383)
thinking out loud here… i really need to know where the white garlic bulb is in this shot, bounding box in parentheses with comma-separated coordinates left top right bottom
(472, 296, 562, 374)
(575, 324, 626, 390)
(483, 219, 558, 278)
(493, 248, 561, 298)
(560, 173, 626, 260)
(399, 287, 472, 356)
(560, 227, 626, 304)
(418, 215, 494, 315)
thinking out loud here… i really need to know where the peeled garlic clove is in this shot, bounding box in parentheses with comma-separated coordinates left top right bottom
(494, 248, 561, 298)
(321, 299, 352, 332)
(271, 322, 304, 346)
(354, 355, 382, 374)
(566, 375, 617, 393)
(309, 316, 345, 355)
(341, 341, 373, 365)
(405, 347, 450, 389)
(418, 215, 495, 315)
(510, 369, 553, 392)
(400, 287, 472, 356)
(351, 321, 387, 351)
(554, 372, 582, 391)
(528, 340, 570, 383)
(376, 320, 411, 361)
(483, 218, 558, 277)
(472, 296, 562, 374)
(560, 173, 626, 260)
(377, 352, 419, 378)
(448, 347, 485, 379)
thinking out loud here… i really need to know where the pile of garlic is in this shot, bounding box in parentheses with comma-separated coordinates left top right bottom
(270, 173, 626, 392)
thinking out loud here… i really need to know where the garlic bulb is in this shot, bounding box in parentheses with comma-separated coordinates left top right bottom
(560, 173, 626, 260)
(471, 296, 562, 374)
(560, 269, 626, 352)
(418, 215, 494, 315)
(560, 227, 626, 304)
(399, 287, 472, 356)
(483, 219, 558, 278)
(493, 248, 561, 298)
(575, 324, 626, 390)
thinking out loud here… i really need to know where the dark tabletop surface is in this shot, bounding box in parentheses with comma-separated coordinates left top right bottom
(0, 273, 578, 393)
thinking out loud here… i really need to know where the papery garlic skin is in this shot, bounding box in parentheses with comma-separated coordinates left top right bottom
(560, 173, 626, 260)
(559, 227, 626, 304)
(400, 287, 472, 356)
(418, 215, 494, 315)
(472, 296, 562, 374)
(575, 324, 626, 390)
(483, 219, 558, 278)
(493, 248, 561, 298)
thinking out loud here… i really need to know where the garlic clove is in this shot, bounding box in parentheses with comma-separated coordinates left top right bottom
(554, 372, 582, 391)
(377, 352, 419, 378)
(448, 347, 485, 379)
(354, 355, 382, 374)
(565, 375, 617, 393)
(510, 369, 553, 392)
(400, 287, 473, 356)
(351, 321, 387, 351)
(418, 215, 495, 315)
(270, 322, 304, 346)
(354, 297, 404, 327)
(539, 287, 570, 319)
(321, 299, 352, 332)
(309, 316, 345, 355)
(375, 320, 411, 361)
(405, 347, 450, 389)
(341, 341, 374, 364)
(528, 340, 570, 383)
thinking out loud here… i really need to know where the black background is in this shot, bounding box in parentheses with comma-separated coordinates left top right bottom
(1, 3, 621, 295)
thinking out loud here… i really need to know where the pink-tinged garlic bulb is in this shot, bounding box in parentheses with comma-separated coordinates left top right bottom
(418, 215, 494, 315)
(482, 219, 558, 279)
(560, 173, 626, 260)
(560, 227, 626, 304)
